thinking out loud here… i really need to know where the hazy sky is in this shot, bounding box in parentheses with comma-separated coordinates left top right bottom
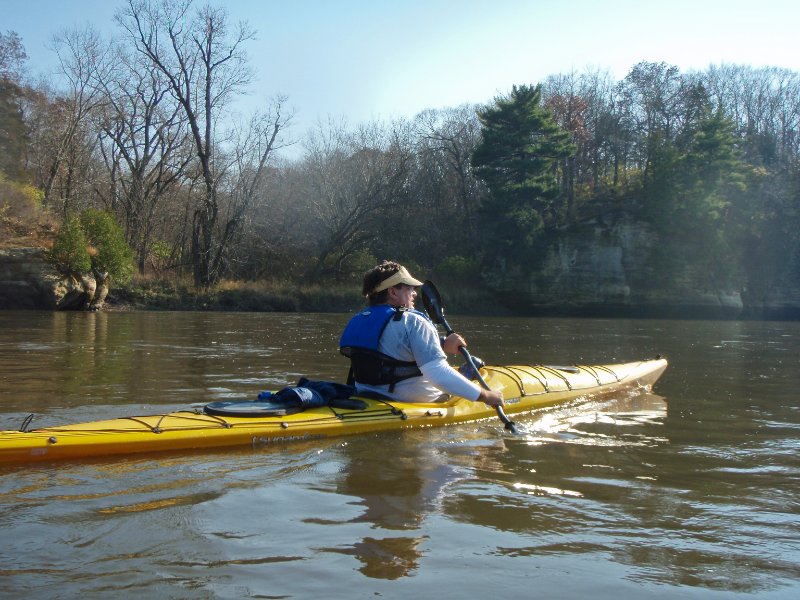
(5, 0, 799, 137)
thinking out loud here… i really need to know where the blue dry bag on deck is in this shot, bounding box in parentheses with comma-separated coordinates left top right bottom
(268, 386, 326, 409)
(257, 378, 357, 409)
(296, 378, 356, 403)
(205, 379, 363, 417)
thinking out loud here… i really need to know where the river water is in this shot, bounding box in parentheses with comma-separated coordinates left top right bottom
(0, 311, 798, 599)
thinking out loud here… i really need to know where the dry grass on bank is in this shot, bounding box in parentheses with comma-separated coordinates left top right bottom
(112, 276, 364, 313)
(112, 275, 505, 315)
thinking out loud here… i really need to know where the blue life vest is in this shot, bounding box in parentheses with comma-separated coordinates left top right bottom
(339, 305, 424, 389)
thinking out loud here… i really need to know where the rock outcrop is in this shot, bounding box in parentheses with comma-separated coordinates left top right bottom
(0, 248, 108, 310)
(496, 211, 800, 319)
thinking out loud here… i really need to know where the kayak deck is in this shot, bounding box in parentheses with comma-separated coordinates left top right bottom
(0, 358, 667, 465)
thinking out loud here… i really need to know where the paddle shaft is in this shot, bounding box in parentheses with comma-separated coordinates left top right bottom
(437, 314, 518, 433)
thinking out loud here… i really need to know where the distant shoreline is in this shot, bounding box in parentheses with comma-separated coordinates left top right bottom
(102, 283, 796, 321)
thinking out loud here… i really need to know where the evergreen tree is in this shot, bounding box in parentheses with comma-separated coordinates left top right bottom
(471, 84, 575, 268)
(48, 215, 92, 275)
(647, 97, 747, 290)
(680, 108, 747, 288)
(79, 209, 135, 284)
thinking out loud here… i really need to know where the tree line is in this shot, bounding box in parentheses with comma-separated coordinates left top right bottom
(1, 1, 799, 306)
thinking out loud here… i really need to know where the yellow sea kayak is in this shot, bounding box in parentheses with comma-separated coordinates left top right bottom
(0, 357, 667, 465)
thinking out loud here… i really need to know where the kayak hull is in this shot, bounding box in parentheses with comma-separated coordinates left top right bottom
(0, 358, 667, 465)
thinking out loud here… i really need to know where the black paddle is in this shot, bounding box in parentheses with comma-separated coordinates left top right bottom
(420, 280, 518, 434)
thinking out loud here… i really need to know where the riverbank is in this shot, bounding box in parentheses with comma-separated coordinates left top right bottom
(109, 278, 361, 313)
(1, 241, 797, 319)
(108, 277, 509, 315)
(110, 278, 800, 320)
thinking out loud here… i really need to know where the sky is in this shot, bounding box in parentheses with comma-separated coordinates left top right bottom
(4, 0, 799, 146)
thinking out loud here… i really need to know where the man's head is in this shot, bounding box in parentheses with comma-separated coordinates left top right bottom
(362, 261, 423, 307)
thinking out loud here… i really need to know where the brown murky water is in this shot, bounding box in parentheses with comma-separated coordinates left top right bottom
(1, 311, 798, 598)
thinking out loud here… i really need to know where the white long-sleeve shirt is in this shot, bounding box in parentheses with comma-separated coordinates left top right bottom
(354, 310, 481, 403)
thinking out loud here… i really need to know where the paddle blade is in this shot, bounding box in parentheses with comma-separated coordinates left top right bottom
(420, 280, 445, 325)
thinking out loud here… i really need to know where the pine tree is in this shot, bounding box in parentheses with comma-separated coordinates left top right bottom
(48, 215, 92, 275)
(646, 93, 748, 290)
(471, 84, 575, 266)
(79, 209, 135, 284)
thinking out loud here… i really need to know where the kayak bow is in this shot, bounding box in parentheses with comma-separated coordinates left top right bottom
(0, 358, 667, 465)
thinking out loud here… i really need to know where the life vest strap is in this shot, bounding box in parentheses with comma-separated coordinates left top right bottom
(340, 347, 422, 391)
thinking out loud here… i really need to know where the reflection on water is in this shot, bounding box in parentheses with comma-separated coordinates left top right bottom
(520, 391, 668, 448)
(319, 439, 443, 579)
(1, 312, 799, 597)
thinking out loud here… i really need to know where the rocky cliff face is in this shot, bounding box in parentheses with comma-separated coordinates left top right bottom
(0, 248, 107, 310)
(499, 211, 799, 319)
(538, 213, 655, 309)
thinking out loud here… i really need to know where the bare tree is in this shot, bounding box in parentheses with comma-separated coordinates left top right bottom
(301, 118, 412, 280)
(573, 68, 620, 191)
(117, 0, 266, 287)
(0, 30, 27, 80)
(35, 26, 109, 210)
(210, 96, 293, 278)
(701, 64, 800, 166)
(232, 159, 313, 281)
(1, 31, 29, 179)
(618, 61, 683, 183)
(95, 43, 192, 273)
(542, 72, 592, 222)
(413, 105, 482, 224)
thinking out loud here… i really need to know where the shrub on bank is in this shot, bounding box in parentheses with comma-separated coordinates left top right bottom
(47, 215, 92, 274)
(47, 209, 134, 284)
(0, 172, 44, 223)
(79, 209, 134, 283)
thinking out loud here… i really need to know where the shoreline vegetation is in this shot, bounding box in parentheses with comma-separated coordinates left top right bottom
(4, 196, 797, 318)
(0, 225, 791, 319)
(105, 277, 773, 320)
(107, 277, 508, 316)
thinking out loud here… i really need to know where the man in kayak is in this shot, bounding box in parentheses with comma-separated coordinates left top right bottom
(340, 260, 504, 407)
